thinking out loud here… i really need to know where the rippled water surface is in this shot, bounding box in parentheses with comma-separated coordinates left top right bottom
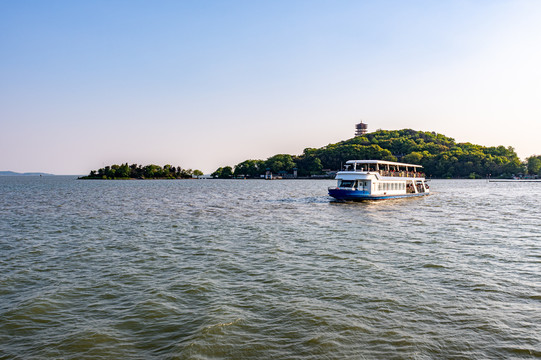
(1, 177, 540, 359)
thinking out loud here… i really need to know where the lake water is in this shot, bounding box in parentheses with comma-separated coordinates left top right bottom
(1, 176, 540, 359)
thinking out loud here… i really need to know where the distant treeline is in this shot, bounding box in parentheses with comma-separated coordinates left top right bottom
(79, 163, 203, 180)
(213, 129, 540, 179)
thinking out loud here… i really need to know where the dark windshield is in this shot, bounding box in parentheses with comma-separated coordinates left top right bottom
(340, 180, 355, 188)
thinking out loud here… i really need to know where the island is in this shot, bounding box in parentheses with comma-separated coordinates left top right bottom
(79, 164, 203, 180)
(212, 129, 540, 179)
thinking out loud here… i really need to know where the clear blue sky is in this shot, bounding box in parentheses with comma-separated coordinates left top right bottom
(1, 0, 540, 174)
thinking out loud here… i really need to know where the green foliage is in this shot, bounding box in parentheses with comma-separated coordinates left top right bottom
(80, 163, 195, 179)
(233, 160, 265, 178)
(265, 154, 296, 174)
(212, 129, 526, 178)
(212, 166, 233, 179)
(295, 154, 322, 176)
(307, 143, 396, 171)
(526, 155, 541, 176)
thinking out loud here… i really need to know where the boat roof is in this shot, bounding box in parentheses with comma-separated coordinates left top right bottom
(345, 160, 423, 168)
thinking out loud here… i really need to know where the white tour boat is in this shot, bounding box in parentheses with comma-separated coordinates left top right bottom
(328, 160, 429, 201)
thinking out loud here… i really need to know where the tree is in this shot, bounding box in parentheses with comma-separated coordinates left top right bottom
(526, 156, 541, 176)
(234, 159, 265, 177)
(295, 154, 323, 176)
(212, 166, 233, 179)
(193, 170, 204, 177)
(143, 165, 161, 178)
(402, 152, 423, 165)
(117, 163, 130, 178)
(265, 154, 296, 174)
(212, 167, 223, 178)
(220, 166, 233, 178)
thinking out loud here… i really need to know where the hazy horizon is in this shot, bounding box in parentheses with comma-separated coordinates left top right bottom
(2, 1, 540, 175)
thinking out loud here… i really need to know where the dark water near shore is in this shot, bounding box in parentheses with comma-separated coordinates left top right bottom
(1, 176, 540, 359)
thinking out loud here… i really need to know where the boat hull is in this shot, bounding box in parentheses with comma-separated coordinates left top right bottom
(328, 188, 429, 201)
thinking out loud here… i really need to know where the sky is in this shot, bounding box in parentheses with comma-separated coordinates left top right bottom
(1, 0, 540, 174)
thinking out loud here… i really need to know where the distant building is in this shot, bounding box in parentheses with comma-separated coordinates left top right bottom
(355, 121, 368, 137)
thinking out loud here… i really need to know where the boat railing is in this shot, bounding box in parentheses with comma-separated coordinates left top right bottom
(380, 170, 425, 178)
(348, 169, 425, 178)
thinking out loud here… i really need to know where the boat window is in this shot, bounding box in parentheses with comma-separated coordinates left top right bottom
(340, 180, 355, 188)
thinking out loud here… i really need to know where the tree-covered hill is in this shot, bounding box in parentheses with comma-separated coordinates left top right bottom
(217, 129, 526, 179)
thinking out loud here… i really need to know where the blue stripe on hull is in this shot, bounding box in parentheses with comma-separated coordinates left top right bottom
(328, 189, 429, 201)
